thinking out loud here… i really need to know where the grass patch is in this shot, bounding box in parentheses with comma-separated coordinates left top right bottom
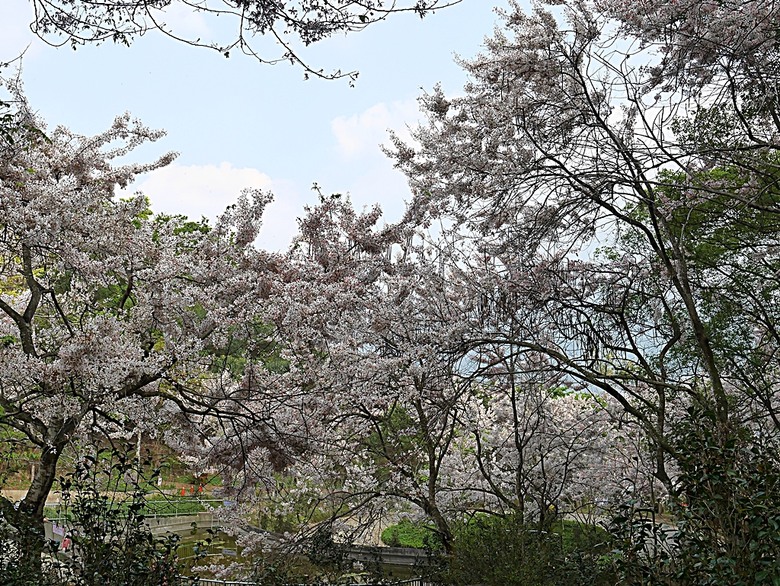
(381, 518, 442, 550)
(555, 518, 611, 553)
(142, 495, 206, 516)
(380, 516, 610, 554)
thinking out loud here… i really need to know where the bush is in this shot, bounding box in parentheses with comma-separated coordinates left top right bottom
(610, 408, 780, 585)
(439, 515, 616, 586)
(556, 518, 611, 554)
(2, 449, 188, 586)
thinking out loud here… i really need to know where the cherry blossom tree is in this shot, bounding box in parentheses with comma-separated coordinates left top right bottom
(0, 68, 41, 161)
(204, 197, 645, 571)
(461, 355, 613, 527)
(0, 78, 277, 575)
(390, 0, 780, 463)
(173, 1, 780, 575)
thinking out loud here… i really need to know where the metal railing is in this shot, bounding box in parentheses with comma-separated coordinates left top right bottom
(45, 498, 224, 522)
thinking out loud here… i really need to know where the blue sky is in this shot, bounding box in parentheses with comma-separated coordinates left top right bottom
(1, 0, 511, 250)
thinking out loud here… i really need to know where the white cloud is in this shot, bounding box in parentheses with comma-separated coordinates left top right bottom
(130, 162, 272, 218)
(326, 100, 420, 223)
(124, 162, 304, 251)
(330, 99, 419, 160)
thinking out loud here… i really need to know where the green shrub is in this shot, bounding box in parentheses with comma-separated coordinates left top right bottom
(556, 518, 611, 554)
(439, 515, 616, 586)
(2, 449, 187, 586)
(610, 408, 780, 585)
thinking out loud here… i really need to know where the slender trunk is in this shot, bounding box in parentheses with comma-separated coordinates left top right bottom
(13, 434, 70, 581)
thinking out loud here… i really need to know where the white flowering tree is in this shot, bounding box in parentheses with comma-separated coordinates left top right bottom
(461, 357, 611, 525)
(0, 81, 275, 575)
(203, 197, 642, 570)
(178, 2, 780, 577)
(200, 197, 483, 558)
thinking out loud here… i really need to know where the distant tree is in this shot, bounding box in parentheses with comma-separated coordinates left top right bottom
(25, 0, 459, 80)
(462, 357, 621, 529)
(212, 196, 645, 567)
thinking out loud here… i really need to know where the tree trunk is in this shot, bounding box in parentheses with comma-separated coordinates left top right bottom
(11, 438, 68, 581)
(424, 502, 454, 554)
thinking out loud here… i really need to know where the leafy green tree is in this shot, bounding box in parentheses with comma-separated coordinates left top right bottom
(611, 410, 780, 585)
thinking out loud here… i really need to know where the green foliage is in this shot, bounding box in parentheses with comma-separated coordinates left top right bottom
(365, 406, 429, 488)
(654, 160, 780, 270)
(610, 409, 780, 585)
(57, 451, 185, 586)
(306, 524, 351, 571)
(151, 212, 210, 247)
(1, 449, 190, 585)
(0, 96, 47, 154)
(555, 518, 612, 555)
(250, 555, 300, 586)
(0, 429, 37, 489)
(438, 515, 616, 586)
(622, 156, 780, 374)
(207, 319, 289, 381)
(381, 518, 442, 550)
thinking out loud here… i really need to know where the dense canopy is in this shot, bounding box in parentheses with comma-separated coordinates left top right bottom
(3, 0, 780, 583)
